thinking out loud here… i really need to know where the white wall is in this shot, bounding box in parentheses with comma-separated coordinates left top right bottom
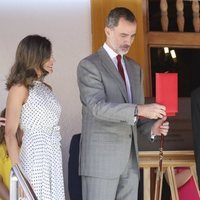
(0, 0, 91, 199)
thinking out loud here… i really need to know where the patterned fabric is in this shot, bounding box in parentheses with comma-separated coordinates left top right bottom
(20, 81, 65, 200)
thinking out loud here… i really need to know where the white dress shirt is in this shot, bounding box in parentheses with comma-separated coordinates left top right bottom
(103, 43, 132, 103)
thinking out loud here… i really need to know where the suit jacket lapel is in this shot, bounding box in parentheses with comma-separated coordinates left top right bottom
(98, 47, 129, 103)
(124, 57, 137, 104)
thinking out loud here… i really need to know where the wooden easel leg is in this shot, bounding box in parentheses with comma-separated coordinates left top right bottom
(190, 166, 200, 195)
(190, 165, 199, 189)
(154, 168, 163, 200)
(166, 167, 179, 200)
(143, 167, 151, 200)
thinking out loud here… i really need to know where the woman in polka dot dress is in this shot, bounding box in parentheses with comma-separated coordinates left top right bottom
(5, 35, 65, 200)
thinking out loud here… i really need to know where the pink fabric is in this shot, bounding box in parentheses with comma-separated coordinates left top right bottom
(172, 168, 200, 200)
(178, 176, 200, 200)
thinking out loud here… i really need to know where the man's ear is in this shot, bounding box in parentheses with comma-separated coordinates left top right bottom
(105, 27, 111, 37)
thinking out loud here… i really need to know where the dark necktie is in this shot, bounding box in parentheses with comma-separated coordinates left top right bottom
(116, 54, 126, 83)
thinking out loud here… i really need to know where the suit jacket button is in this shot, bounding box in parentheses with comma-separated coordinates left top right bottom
(129, 134, 132, 138)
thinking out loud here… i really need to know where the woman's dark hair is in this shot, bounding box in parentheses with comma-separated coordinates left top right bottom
(6, 34, 52, 89)
(0, 108, 23, 147)
(106, 7, 136, 29)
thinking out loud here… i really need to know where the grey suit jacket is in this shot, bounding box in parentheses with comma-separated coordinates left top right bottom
(77, 47, 153, 179)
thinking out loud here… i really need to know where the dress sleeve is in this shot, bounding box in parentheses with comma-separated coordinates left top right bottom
(0, 145, 4, 177)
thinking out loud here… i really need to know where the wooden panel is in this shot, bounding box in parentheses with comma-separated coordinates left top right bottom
(143, 0, 200, 96)
(148, 32, 200, 48)
(139, 150, 197, 200)
(91, 0, 150, 95)
(139, 150, 195, 168)
(142, 0, 151, 96)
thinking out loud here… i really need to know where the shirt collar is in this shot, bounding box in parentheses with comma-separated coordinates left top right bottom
(103, 43, 123, 61)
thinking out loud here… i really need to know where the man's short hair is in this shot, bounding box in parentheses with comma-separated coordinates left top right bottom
(106, 7, 136, 29)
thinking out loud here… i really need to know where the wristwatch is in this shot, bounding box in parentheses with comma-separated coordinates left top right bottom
(134, 105, 138, 117)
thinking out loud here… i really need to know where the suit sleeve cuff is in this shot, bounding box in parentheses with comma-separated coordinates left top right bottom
(150, 131, 156, 142)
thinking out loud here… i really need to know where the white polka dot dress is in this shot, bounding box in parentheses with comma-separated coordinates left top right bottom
(20, 81, 65, 200)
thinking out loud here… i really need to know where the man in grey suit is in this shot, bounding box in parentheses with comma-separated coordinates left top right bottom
(77, 7, 169, 200)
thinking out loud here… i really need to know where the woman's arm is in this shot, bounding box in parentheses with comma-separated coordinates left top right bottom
(5, 84, 28, 165)
(0, 175, 9, 200)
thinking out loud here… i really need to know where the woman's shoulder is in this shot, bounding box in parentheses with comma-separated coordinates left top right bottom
(8, 84, 29, 103)
(10, 83, 27, 89)
(9, 84, 28, 94)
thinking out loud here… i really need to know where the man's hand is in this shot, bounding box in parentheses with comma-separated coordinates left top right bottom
(151, 116, 169, 136)
(137, 103, 166, 119)
(0, 117, 6, 127)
